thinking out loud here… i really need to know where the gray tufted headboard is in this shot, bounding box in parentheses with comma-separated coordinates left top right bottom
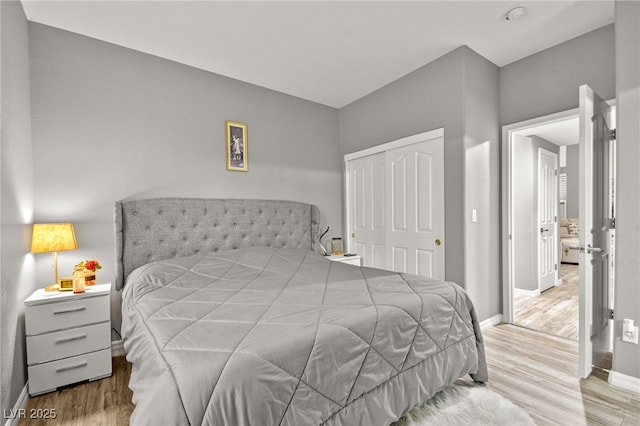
(114, 198, 321, 291)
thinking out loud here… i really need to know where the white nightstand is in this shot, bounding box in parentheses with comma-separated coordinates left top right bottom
(327, 254, 362, 266)
(24, 283, 112, 396)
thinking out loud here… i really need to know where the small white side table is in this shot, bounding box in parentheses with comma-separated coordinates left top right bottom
(327, 254, 362, 266)
(24, 283, 112, 396)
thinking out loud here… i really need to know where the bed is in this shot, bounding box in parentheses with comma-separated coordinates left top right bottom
(116, 198, 487, 425)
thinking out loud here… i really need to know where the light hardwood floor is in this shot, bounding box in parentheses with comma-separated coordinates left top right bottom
(464, 324, 639, 426)
(19, 323, 639, 426)
(514, 263, 579, 340)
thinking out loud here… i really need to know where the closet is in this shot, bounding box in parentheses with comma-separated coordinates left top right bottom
(344, 128, 445, 280)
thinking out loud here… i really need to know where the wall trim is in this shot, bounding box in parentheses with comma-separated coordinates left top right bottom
(480, 314, 503, 330)
(514, 288, 541, 297)
(608, 370, 640, 393)
(3, 383, 29, 426)
(343, 127, 445, 256)
(344, 127, 444, 161)
(111, 339, 125, 357)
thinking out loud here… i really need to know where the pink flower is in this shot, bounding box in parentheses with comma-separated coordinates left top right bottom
(85, 260, 97, 271)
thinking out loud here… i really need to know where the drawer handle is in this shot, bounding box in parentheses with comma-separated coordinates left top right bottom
(55, 334, 87, 344)
(53, 306, 86, 315)
(56, 361, 88, 373)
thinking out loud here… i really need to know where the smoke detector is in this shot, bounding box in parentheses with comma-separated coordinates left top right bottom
(505, 6, 526, 21)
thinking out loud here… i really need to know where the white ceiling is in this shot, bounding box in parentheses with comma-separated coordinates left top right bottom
(21, 0, 614, 109)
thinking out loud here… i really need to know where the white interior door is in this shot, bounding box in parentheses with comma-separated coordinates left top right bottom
(349, 153, 386, 269)
(538, 148, 558, 292)
(386, 138, 445, 279)
(579, 84, 613, 379)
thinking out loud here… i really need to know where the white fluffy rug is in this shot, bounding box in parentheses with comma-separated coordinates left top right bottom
(394, 385, 536, 426)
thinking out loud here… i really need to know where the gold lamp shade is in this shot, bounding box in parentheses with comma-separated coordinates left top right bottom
(31, 223, 78, 286)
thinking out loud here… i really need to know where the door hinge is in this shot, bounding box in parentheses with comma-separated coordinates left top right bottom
(555, 215, 557, 223)
(610, 218, 616, 229)
(555, 264, 558, 271)
(610, 129, 616, 140)
(608, 308, 614, 320)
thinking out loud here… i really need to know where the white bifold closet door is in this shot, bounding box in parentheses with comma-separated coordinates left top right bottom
(347, 131, 445, 280)
(349, 152, 387, 269)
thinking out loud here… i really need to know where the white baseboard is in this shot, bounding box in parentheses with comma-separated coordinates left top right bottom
(608, 370, 640, 393)
(480, 314, 503, 330)
(3, 382, 29, 426)
(513, 288, 540, 297)
(111, 339, 125, 357)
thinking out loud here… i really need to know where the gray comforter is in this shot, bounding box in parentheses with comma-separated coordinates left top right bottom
(122, 247, 487, 425)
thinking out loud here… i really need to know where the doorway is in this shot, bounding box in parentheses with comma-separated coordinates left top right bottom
(506, 114, 577, 339)
(502, 103, 616, 346)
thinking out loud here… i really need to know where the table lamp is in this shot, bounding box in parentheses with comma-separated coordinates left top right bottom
(31, 223, 78, 288)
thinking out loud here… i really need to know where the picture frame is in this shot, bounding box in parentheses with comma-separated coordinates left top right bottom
(225, 120, 248, 172)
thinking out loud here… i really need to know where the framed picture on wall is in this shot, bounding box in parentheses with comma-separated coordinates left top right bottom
(225, 120, 248, 172)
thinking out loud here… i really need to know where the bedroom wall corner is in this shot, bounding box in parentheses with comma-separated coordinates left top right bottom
(28, 23, 342, 335)
(338, 46, 503, 322)
(461, 46, 501, 322)
(499, 24, 615, 126)
(0, 0, 36, 415)
(338, 47, 467, 290)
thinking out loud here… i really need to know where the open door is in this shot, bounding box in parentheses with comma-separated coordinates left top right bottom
(578, 84, 614, 379)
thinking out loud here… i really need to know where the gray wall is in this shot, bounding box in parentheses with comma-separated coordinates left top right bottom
(612, 0, 640, 381)
(340, 47, 465, 286)
(500, 14, 638, 381)
(28, 23, 342, 333)
(512, 134, 535, 292)
(561, 144, 579, 218)
(339, 46, 501, 322)
(461, 50, 501, 321)
(500, 24, 615, 126)
(0, 0, 36, 415)
(512, 136, 559, 292)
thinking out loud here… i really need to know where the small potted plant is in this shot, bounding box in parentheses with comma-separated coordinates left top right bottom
(74, 259, 102, 285)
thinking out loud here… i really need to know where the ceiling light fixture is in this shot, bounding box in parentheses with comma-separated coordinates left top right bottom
(505, 6, 526, 21)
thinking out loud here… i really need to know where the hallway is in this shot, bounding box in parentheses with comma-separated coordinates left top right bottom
(513, 264, 579, 339)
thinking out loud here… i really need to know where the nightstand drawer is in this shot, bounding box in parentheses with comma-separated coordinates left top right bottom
(26, 322, 111, 365)
(25, 295, 109, 336)
(28, 348, 112, 396)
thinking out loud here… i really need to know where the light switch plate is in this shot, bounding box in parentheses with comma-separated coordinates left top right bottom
(622, 325, 639, 344)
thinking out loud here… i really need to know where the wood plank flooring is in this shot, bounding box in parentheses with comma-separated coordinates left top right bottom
(19, 324, 639, 426)
(19, 356, 134, 426)
(514, 263, 579, 340)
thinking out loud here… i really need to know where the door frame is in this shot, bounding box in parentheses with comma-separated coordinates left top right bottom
(501, 108, 578, 323)
(502, 103, 615, 323)
(344, 127, 444, 255)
